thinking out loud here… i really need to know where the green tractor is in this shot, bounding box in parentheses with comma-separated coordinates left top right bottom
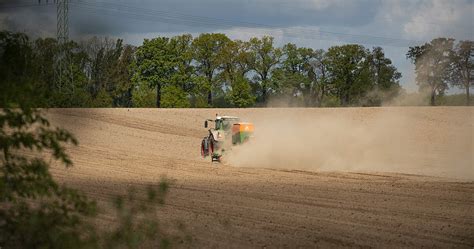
(201, 115, 254, 162)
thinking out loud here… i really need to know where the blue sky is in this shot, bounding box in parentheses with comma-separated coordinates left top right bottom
(1, 0, 473, 92)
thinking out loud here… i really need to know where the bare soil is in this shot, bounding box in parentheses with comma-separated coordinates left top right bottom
(45, 107, 474, 248)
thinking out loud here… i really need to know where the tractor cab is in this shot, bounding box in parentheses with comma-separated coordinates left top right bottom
(205, 116, 240, 132)
(215, 116, 240, 131)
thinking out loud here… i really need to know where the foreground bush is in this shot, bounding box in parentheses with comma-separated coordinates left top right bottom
(0, 108, 175, 248)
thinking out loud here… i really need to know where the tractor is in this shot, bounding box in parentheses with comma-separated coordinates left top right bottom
(200, 115, 254, 162)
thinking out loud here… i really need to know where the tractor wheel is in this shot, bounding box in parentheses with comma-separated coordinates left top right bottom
(209, 138, 214, 155)
(201, 142, 205, 157)
(201, 137, 210, 157)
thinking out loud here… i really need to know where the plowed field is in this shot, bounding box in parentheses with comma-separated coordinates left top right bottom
(46, 107, 474, 248)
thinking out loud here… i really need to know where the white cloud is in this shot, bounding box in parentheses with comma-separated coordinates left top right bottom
(380, 0, 473, 41)
(404, 0, 469, 38)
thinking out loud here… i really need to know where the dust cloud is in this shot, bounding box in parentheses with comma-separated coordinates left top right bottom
(226, 107, 474, 180)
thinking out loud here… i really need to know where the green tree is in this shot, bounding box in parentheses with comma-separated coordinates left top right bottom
(370, 47, 401, 90)
(31, 37, 58, 106)
(308, 49, 330, 107)
(132, 83, 157, 108)
(248, 36, 281, 104)
(365, 47, 402, 106)
(81, 38, 134, 107)
(407, 38, 455, 106)
(110, 44, 135, 107)
(90, 88, 113, 107)
(272, 43, 305, 97)
(161, 85, 191, 108)
(226, 75, 255, 107)
(219, 40, 253, 86)
(131, 37, 174, 108)
(324, 44, 372, 106)
(189, 76, 211, 107)
(132, 35, 195, 108)
(272, 43, 325, 106)
(450, 40, 473, 105)
(192, 33, 231, 106)
(217, 39, 255, 107)
(0, 31, 35, 107)
(0, 31, 91, 108)
(167, 34, 195, 107)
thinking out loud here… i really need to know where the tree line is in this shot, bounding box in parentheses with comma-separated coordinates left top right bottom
(0, 30, 472, 108)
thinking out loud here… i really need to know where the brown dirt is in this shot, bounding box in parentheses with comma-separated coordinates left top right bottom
(45, 107, 474, 248)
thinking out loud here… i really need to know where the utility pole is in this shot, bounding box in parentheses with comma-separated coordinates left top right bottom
(55, 0, 73, 92)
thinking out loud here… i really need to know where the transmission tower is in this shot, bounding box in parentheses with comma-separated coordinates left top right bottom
(56, 0, 69, 46)
(55, 0, 73, 92)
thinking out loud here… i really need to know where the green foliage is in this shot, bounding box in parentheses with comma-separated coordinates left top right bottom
(322, 44, 402, 106)
(2, 30, 471, 108)
(0, 31, 36, 107)
(219, 40, 253, 87)
(131, 37, 172, 108)
(132, 84, 157, 108)
(0, 108, 97, 248)
(109, 44, 135, 107)
(0, 31, 137, 108)
(370, 47, 402, 90)
(90, 88, 114, 107)
(132, 35, 194, 107)
(192, 33, 231, 106)
(366, 47, 402, 106)
(271, 43, 323, 106)
(248, 36, 281, 104)
(0, 108, 178, 248)
(324, 44, 372, 106)
(83, 38, 130, 104)
(226, 75, 256, 107)
(320, 95, 342, 107)
(188, 76, 210, 108)
(161, 85, 191, 108)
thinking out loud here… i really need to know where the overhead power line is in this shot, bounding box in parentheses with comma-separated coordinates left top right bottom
(68, 0, 423, 47)
(2, 0, 430, 47)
